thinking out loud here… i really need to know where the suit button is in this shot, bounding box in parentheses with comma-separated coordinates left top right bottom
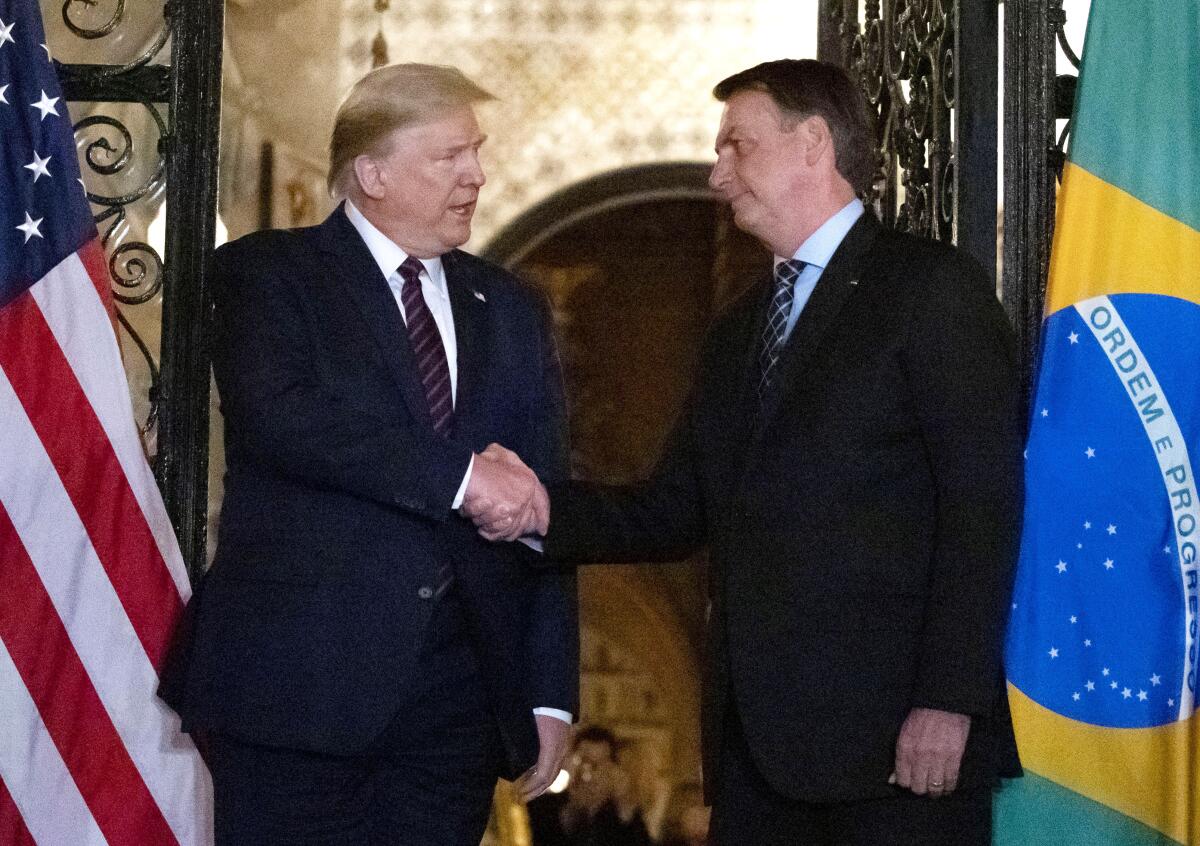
(418, 586, 434, 600)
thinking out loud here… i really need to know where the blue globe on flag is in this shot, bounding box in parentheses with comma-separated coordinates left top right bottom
(1007, 293, 1200, 729)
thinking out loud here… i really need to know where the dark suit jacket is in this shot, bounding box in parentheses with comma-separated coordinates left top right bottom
(162, 207, 578, 780)
(545, 213, 1022, 803)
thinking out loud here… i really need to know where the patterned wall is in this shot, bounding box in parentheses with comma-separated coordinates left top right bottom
(341, 0, 817, 248)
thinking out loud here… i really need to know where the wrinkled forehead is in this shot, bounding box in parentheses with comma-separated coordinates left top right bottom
(386, 105, 486, 151)
(715, 89, 785, 144)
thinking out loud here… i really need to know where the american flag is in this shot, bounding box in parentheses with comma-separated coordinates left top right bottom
(0, 1, 211, 843)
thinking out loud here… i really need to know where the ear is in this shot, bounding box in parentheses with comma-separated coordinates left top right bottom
(352, 154, 386, 200)
(799, 115, 833, 168)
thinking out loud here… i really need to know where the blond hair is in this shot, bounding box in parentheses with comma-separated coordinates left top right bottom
(328, 63, 495, 197)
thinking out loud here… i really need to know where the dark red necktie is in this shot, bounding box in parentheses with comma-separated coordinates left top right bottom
(398, 256, 454, 436)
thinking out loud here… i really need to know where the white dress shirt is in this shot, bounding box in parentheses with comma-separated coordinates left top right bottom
(344, 201, 571, 725)
(775, 197, 866, 338)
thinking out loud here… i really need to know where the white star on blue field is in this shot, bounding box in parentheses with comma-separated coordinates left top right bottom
(1006, 298, 1200, 728)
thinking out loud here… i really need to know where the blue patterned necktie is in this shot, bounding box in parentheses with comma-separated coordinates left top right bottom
(398, 256, 454, 436)
(758, 259, 807, 405)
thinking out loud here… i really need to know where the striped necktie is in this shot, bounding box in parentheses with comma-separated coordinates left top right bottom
(758, 259, 806, 405)
(398, 256, 454, 436)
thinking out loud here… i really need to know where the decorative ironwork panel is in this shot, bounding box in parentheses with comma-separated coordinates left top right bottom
(1002, 0, 1085, 409)
(48, 0, 224, 582)
(820, 0, 997, 286)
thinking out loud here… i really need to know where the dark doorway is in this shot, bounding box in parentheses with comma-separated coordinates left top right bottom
(483, 162, 770, 798)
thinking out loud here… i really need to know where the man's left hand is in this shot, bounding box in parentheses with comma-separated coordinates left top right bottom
(514, 713, 571, 803)
(890, 707, 970, 798)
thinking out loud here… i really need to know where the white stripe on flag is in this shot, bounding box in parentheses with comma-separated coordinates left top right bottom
(0, 637, 107, 846)
(0, 366, 211, 845)
(30, 251, 191, 600)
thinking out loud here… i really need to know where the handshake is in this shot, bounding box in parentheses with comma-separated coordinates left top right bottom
(461, 443, 549, 542)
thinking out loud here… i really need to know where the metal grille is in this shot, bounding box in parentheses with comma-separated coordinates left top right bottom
(53, 0, 224, 582)
(819, 0, 997, 286)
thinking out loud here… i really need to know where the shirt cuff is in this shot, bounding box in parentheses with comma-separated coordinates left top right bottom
(451, 454, 474, 510)
(532, 707, 572, 724)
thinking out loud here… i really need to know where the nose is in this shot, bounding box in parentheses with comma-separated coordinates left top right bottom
(709, 154, 728, 192)
(464, 150, 485, 188)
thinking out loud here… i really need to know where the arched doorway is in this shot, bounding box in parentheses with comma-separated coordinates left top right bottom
(483, 162, 770, 835)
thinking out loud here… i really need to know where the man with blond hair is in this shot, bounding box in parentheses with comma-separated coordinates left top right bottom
(162, 63, 577, 844)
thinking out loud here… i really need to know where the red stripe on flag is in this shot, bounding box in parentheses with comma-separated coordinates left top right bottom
(0, 506, 178, 845)
(0, 289, 182, 669)
(0, 777, 37, 846)
(80, 237, 118, 316)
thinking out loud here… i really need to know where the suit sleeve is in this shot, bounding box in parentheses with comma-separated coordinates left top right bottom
(901, 252, 1024, 716)
(521, 291, 579, 714)
(211, 239, 472, 520)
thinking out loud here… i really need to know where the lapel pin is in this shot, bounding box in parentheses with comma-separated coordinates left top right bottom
(849, 279, 859, 286)
(473, 289, 487, 302)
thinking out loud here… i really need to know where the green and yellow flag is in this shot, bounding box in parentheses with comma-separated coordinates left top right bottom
(998, 1, 1200, 844)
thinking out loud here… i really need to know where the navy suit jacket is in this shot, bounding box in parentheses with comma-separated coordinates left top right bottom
(546, 214, 1022, 802)
(163, 207, 578, 779)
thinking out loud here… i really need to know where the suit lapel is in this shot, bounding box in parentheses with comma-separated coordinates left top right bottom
(443, 250, 490, 441)
(314, 206, 433, 427)
(758, 213, 882, 424)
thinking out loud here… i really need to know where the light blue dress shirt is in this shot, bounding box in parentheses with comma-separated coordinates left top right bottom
(776, 198, 865, 341)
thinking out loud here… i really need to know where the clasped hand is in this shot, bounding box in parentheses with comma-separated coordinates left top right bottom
(461, 443, 548, 541)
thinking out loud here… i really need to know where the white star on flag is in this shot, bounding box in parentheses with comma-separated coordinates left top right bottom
(30, 89, 59, 120)
(24, 151, 51, 182)
(1107, 524, 1117, 535)
(1069, 615, 1078, 624)
(1164, 546, 1172, 555)
(1103, 558, 1115, 570)
(1086, 681, 1096, 691)
(1103, 667, 1111, 676)
(1137, 690, 1148, 701)
(1068, 331, 1080, 344)
(1169, 698, 1176, 707)
(1111, 681, 1119, 689)
(16, 212, 43, 242)
(1048, 647, 1059, 658)
(1041, 408, 1049, 418)
(1072, 692, 1081, 701)
(1084, 521, 1092, 529)
(0, 17, 15, 48)
(1151, 674, 1161, 686)
(1122, 688, 1132, 699)
(1084, 639, 1092, 646)
(1085, 447, 1096, 458)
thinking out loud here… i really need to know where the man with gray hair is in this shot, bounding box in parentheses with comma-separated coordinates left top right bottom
(162, 63, 577, 844)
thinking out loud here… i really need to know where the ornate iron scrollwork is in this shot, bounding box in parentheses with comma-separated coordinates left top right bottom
(57, 2, 171, 437)
(1048, 0, 1082, 180)
(831, 0, 956, 244)
(60, 0, 170, 74)
(52, 0, 223, 579)
(75, 109, 168, 301)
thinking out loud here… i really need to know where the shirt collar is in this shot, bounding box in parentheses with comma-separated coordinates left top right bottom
(343, 200, 447, 299)
(774, 198, 865, 271)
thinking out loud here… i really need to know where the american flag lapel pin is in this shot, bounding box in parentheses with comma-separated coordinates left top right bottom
(473, 289, 486, 302)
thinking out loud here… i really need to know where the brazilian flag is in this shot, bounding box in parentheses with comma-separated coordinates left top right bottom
(998, 1, 1200, 844)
